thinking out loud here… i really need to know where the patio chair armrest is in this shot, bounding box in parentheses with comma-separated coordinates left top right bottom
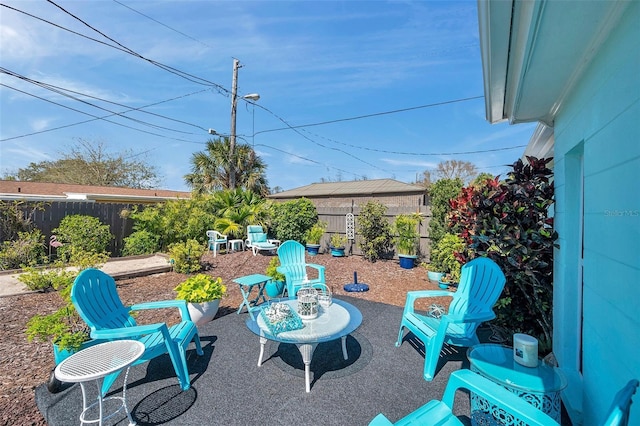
(307, 263, 326, 280)
(442, 311, 495, 324)
(404, 290, 452, 309)
(130, 300, 191, 320)
(91, 323, 165, 340)
(442, 370, 557, 426)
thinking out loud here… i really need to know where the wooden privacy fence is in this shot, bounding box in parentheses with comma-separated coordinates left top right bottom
(2, 201, 140, 256)
(2, 201, 434, 260)
(316, 205, 432, 259)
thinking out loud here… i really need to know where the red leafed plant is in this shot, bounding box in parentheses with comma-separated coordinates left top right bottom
(449, 157, 557, 350)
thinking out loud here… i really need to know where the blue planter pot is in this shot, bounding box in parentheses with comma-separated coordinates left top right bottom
(438, 281, 450, 289)
(398, 255, 417, 269)
(265, 279, 285, 298)
(330, 247, 345, 257)
(428, 271, 444, 282)
(306, 244, 320, 256)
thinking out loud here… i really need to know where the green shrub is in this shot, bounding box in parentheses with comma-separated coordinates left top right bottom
(53, 215, 113, 261)
(429, 233, 464, 282)
(128, 197, 217, 251)
(122, 230, 160, 256)
(0, 229, 46, 270)
(270, 198, 318, 243)
(18, 266, 76, 292)
(428, 178, 463, 245)
(357, 200, 393, 262)
(168, 239, 205, 274)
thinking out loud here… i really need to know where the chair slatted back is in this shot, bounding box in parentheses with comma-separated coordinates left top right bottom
(277, 240, 307, 281)
(448, 257, 506, 337)
(71, 268, 136, 333)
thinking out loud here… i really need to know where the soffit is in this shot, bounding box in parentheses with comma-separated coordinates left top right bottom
(479, 0, 630, 125)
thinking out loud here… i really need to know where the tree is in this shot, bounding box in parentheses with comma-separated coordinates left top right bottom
(434, 160, 478, 184)
(11, 139, 160, 189)
(357, 200, 393, 262)
(428, 178, 463, 245)
(211, 189, 269, 239)
(185, 137, 269, 196)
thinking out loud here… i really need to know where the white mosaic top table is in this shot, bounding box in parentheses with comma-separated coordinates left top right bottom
(54, 340, 145, 426)
(245, 298, 362, 392)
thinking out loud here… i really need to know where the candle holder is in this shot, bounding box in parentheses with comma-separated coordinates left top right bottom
(315, 284, 332, 309)
(297, 287, 319, 320)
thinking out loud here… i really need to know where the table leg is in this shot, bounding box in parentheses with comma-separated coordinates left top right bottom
(341, 336, 348, 360)
(258, 336, 267, 367)
(296, 343, 318, 393)
(237, 286, 251, 314)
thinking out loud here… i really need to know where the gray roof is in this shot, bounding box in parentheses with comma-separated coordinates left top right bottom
(269, 179, 425, 199)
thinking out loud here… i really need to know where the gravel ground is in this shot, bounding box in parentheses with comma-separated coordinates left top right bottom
(0, 249, 449, 425)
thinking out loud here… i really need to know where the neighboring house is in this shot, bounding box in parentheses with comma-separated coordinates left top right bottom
(0, 181, 191, 203)
(0, 181, 191, 255)
(268, 178, 426, 208)
(478, 1, 639, 425)
(269, 179, 429, 256)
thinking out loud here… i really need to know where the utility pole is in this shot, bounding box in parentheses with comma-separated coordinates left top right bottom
(229, 58, 241, 190)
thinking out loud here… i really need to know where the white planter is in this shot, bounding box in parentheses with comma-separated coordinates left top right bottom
(187, 300, 221, 326)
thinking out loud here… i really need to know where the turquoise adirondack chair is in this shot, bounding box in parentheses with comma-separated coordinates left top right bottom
(396, 257, 506, 381)
(604, 379, 640, 426)
(71, 268, 204, 395)
(277, 240, 326, 297)
(370, 370, 639, 426)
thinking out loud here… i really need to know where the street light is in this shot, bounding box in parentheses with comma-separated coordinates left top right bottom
(242, 94, 260, 146)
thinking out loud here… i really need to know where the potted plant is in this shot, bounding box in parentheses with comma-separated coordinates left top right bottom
(26, 280, 96, 393)
(420, 262, 444, 283)
(438, 273, 455, 289)
(304, 221, 326, 256)
(393, 213, 422, 269)
(329, 233, 348, 257)
(264, 257, 286, 298)
(429, 233, 463, 285)
(174, 274, 226, 326)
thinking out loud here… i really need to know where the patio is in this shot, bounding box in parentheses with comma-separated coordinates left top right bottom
(35, 295, 472, 425)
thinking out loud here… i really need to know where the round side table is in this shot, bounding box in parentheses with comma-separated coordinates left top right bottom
(467, 344, 567, 425)
(54, 340, 145, 426)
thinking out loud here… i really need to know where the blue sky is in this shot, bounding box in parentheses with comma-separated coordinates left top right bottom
(0, 1, 536, 192)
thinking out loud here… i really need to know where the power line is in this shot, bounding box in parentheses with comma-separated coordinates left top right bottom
(1, 67, 205, 135)
(249, 103, 391, 174)
(112, 0, 214, 48)
(255, 95, 485, 135)
(0, 83, 205, 145)
(1, 2, 229, 92)
(254, 144, 367, 180)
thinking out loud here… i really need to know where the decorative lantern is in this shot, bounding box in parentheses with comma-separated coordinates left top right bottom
(316, 284, 332, 309)
(297, 287, 319, 320)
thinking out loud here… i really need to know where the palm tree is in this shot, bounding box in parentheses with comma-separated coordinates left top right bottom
(185, 137, 269, 195)
(211, 188, 270, 239)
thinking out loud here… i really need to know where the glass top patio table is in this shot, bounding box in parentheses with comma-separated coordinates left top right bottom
(245, 298, 362, 392)
(245, 298, 362, 343)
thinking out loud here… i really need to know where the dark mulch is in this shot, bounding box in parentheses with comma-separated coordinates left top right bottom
(0, 250, 449, 425)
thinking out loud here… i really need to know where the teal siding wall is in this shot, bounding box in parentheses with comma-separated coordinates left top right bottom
(553, 2, 640, 424)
